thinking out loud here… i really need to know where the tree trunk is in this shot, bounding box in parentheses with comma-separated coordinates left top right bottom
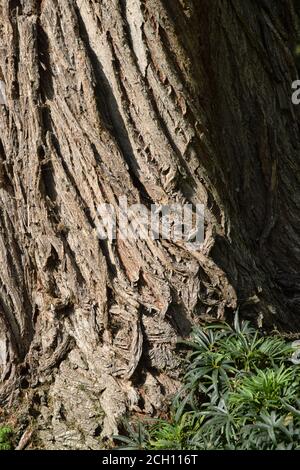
(0, 0, 299, 449)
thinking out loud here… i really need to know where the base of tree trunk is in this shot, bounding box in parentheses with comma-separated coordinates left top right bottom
(0, 0, 300, 449)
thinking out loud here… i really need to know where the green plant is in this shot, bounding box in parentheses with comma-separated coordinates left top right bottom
(0, 427, 13, 451)
(229, 366, 299, 413)
(149, 413, 202, 450)
(195, 399, 245, 449)
(116, 312, 300, 450)
(241, 410, 300, 450)
(113, 420, 151, 450)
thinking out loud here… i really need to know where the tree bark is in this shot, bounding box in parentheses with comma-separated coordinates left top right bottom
(0, 0, 299, 449)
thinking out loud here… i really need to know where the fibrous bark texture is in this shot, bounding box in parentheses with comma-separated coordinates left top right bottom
(0, 0, 299, 449)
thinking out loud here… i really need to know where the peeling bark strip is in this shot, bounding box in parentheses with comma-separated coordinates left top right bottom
(0, 0, 300, 448)
(0, 80, 7, 106)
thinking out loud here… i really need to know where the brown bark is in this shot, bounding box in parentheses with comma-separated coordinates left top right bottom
(0, 0, 299, 449)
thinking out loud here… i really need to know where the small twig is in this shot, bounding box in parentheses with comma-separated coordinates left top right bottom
(16, 428, 33, 451)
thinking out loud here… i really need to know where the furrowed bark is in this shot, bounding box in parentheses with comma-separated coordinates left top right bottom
(0, 0, 299, 448)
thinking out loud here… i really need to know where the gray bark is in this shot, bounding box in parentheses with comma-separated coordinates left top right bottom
(0, 0, 299, 449)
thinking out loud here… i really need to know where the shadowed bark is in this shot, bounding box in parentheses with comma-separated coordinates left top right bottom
(0, 0, 300, 449)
